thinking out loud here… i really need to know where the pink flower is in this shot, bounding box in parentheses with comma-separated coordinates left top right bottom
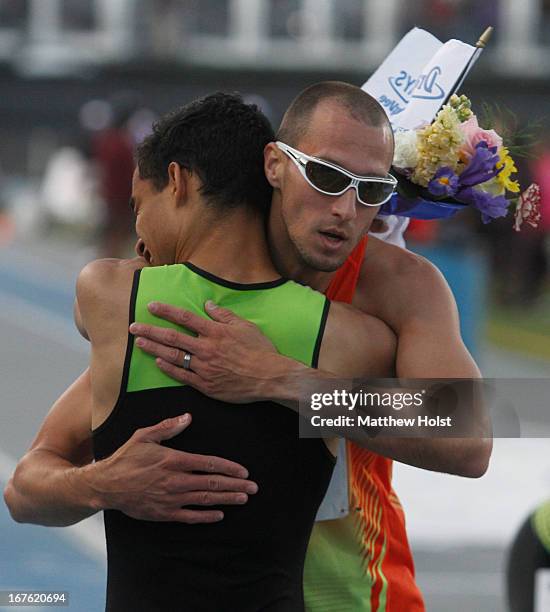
(459, 116, 503, 159)
(514, 183, 542, 231)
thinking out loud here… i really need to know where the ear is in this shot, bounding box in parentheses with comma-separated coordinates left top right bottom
(167, 162, 188, 205)
(369, 218, 389, 234)
(264, 142, 285, 189)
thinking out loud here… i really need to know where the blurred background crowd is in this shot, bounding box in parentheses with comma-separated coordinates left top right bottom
(1, 0, 550, 353)
(1, 1, 550, 611)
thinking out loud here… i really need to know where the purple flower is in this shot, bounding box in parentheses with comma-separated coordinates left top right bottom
(428, 167, 459, 198)
(457, 186, 510, 223)
(459, 142, 501, 187)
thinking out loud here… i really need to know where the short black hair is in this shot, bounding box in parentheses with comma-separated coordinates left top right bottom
(137, 92, 274, 212)
(277, 81, 392, 147)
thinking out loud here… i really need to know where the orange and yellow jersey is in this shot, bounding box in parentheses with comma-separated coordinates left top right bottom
(304, 236, 425, 612)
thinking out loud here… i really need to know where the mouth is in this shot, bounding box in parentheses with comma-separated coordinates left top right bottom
(318, 229, 348, 247)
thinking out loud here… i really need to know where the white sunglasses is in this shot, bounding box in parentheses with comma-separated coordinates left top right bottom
(276, 141, 397, 207)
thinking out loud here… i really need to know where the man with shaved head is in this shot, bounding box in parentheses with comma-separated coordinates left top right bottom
(7, 82, 490, 611)
(132, 82, 489, 610)
(277, 80, 391, 144)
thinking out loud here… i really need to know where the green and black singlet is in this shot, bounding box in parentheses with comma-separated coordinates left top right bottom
(92, 262, 334, 612)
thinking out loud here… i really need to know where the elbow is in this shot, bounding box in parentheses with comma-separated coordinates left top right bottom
(3, 478, 26, 523)
(4, 458, 39, 524)
(460, 438, 493, 479)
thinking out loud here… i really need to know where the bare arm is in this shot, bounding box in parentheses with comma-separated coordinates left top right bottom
(128, 262, 491, 478)
(3, 369, 259, 526)
(353, 250, 491, 477)
(4, 370, 104, 526)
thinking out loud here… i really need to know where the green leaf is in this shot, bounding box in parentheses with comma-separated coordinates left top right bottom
(478, 100, 545, 159)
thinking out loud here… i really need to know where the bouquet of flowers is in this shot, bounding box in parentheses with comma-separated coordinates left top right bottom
(381, 94, 541, 232)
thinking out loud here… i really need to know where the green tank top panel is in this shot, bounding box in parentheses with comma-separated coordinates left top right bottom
(127, 262, 330, 393)
(532, 499, 550, 554)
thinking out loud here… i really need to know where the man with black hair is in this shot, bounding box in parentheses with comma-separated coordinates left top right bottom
(127, 83, 489, 609)
(123, 82, 490, 611)
(6, 91, 397, 611)
(6, 83, 490, 611)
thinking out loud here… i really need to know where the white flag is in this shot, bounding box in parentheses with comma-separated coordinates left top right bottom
(363, 27, 477, 131)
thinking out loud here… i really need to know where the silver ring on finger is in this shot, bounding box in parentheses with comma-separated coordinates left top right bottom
(182, 351, 193, 371)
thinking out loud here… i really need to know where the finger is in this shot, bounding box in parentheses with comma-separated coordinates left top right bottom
(204, 301, 242, 325)
(177, 452, 250, 479)
(130, 323, 203, 355)
(168, 509, 224, 524)
(135, 413, 192, 444)
(155, 357, 208, 389)
(134, 337, 197, 368)
(182, 474, 259, 495)
(179, 491, 248, 507)
(148, 302, 213, 336)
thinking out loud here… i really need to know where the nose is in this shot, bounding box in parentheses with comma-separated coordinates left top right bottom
(330, 185, 358, 222)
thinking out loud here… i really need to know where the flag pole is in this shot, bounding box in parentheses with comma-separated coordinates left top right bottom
(447, 26, 494, 99)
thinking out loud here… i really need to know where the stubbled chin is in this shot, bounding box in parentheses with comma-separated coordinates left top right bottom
(303, 250, 347, 273)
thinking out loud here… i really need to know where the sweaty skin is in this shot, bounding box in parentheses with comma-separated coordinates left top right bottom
(132, 100, 491, 477)
(77, 255, 394, 437)
(133, 240, 491, 478)
(4, 90, 490, 534)
(4, 119, 397, 526)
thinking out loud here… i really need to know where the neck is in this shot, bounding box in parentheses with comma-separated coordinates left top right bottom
(268, 242, 334, 293)
(266, 201, 335, 293)
(174, 206, 278, 283)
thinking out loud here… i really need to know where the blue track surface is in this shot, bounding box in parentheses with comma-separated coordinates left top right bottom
(0, 254, 105, 611)
(0, 501, 105, 612)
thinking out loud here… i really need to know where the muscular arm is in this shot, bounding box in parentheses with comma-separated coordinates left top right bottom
(363, 244, 481, 379)
(4, 260, 259, 527)
(4, 370, 103, 526)
(271, 256, 490, 476)
(129, 251, 491, 478)
(278, 252, 490, 476)
(3, 368, 258, 526)
(346, 243, 491, 476)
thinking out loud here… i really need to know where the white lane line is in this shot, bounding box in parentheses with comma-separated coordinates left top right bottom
(0, 291, 87, 354)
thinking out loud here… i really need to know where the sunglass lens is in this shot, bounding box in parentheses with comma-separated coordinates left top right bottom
(305, 161, 350, 194)
(358, 181, 394, 205)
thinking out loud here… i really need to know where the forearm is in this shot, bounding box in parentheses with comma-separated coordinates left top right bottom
(258, 354, 340, 407)
(261, 359, 491, 477)
(131, 304, 492, 477)
(3, 449, 103, 527)
(355, 436, 492, 478)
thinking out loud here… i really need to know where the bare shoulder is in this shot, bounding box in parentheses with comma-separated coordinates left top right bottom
(357, 237, 457, 332)
(77, 257, 146, 297)
(319, 302, 396, 378)
(76, 257, 147, 341)
(363, 236, 447, 290)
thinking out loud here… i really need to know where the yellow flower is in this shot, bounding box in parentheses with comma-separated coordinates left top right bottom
(412, 106, 465, 187)
(496, 147, 520, 193)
